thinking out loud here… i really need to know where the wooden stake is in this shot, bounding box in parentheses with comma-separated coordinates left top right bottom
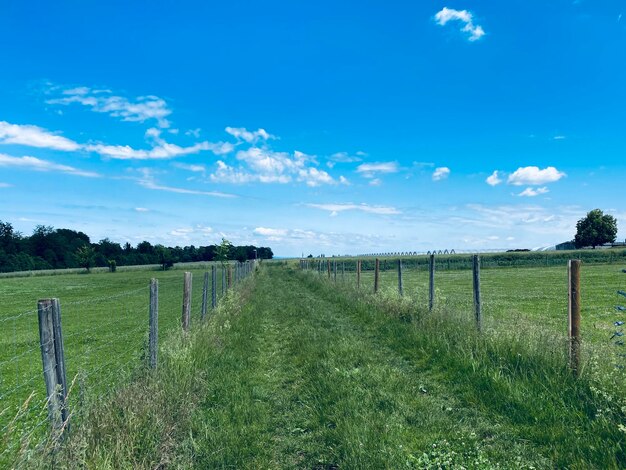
(429, 254, 435, 311)
(568, 260, 582, 375)
(182, 272, 192, 332)
(473, 255, 482, 331)
(149, 279, 158, 369)
(374, 258, 380, 293)
(211, 265, 217, 309)
(398, 259, 403, 296)
(201, 272, 209, 321)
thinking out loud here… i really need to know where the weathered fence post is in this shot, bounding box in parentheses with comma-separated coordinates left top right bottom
(221, 266, 226, 295)
(342, 262, 345, 281)
(182, 272, 192, 331)
(149, 279, 158, 368)
(473, 255, 482, 331)
(38, 298, 69, 432)
(357, 260, 361, 288)
(201, 272, 209, 321)
(429, 254, 435, 311)
(327, 260, 331, 279)
(374, 258, 380, 293)
(211, 265, 217, 309)
(227, 265, 232, 289)
(333, 260, 337, 283)
(568, 260, 582, 375)
(398, 259, 403, 296)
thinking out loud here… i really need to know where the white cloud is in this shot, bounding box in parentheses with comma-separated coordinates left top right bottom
(432, 167, 450, 181)
(356, 161, 399, 178)
(211, 147, 337, 186)
(136, 168, 236, 198)
(225, 126, 276, 143)
(553, 135, 566, 140)
(253, 227, 288, 237)
(0, 121, 80, 151)
(328, 151, 364, 163)
(306, 202, 400, 215)
(135, 207, 149, 212)
(86, 128, 233, 160)
(339, 175, 350, 185)
(518, 187, 549, 197)
(0, 153, 100, 177)
(297, 167, 334, 187)
(369, 178, 382, 186)
(434, 7, 485, 42)
(172, 163, 206, 173)
(0, 182, 12, 188)
(507, 166, 566, 186)
(486, 170, 502, 186)
(47, 87, 173, 128)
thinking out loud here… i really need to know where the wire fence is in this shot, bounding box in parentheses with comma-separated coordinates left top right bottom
(0, 260, 256, 466)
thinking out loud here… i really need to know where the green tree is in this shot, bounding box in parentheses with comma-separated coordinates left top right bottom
(215, 238, 233, 266)
(155, 245, 174, 270)
(75, 245, 95, 272)
(574, 209, 618, 249)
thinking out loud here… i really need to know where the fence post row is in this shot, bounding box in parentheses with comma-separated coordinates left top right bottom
(149, 279, 158, 369)
(374, 258, 380, 293)
(182, 272, 192, 332)
(568, 260, 582, 375)
(398, 259, 403, 296)
(38, 298, 69, 433)
(429, 254, 435, 311)
(472, 255, 481, 331)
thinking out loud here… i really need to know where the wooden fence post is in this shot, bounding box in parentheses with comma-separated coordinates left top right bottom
(182, 272, 192, 332)
(149, 279, 158, 369)
(473, 255, 482, 331)
(342, 262, 345, 281)
(227, 265, 232, 289)
(221, 266, 226, 295)
(212, 265, 217, 309)
(374, 258, 380, 293)
(429, 254, 435, 311)
(201, 272, 209, 321)
(38, 298, 69, 432)
(357, 260, 361, 288)
(398, 259, 403, 296)
(327, 260, 331, 279)
(333, 260, 337, 283)
(568, 260, 582, 375)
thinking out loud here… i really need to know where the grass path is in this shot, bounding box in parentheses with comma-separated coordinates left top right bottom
(188, 265, 550, 468)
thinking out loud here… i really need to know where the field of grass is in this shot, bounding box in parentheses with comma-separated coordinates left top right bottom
(2, 258, 626, 468)
(0, 263, 233, 464)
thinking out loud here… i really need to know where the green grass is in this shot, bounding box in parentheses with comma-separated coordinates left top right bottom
(0, 263, 233, 465)
(17, 263, 626, 469)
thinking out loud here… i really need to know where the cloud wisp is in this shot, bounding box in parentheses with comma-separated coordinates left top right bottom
(47, 86, 173, 128)
(136, 168, 236, 198)
(225, 127, 276, 144)
(0, 153, 100, 178)
(0, 121, 80, 151)
(306, 202, 400, 216)
(507, 166, 566, 186)
(432, 167, 450, 181)
(434, 7, 486, 42)
(486, 170, 502, 186)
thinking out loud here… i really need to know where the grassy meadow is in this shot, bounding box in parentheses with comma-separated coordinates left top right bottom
(0, 264, 230, 464)
(1, 255, 625, 468)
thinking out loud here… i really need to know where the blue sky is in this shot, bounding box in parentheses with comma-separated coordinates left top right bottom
(1, 1, 625, 256)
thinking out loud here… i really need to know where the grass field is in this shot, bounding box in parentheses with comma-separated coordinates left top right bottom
(2, 259, 626, 468)
(0, 264, 232, 464)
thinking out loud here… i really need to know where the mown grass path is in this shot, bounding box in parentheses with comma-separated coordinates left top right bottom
(188, 265, 552, 469)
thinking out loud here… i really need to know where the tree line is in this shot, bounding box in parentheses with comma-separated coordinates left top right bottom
(0, 220, 273, 273)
